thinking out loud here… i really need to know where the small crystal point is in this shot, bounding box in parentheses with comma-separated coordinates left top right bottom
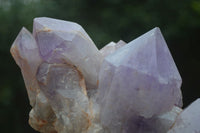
(100, 41, 116, 57)
(10, 27, 41, 74)
(10, 27, 42, 106)
(116, 40, 126, 48)
(168, 99, 200, 133)
(100, 40, 126, 57)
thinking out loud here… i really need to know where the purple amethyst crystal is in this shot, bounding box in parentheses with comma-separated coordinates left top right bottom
(10, 27, 56, 132)
(33, 17, 102, 90)
(10, 17, 194, 133)
(10, 27, 42, 106)
(97, 28, 183, 133)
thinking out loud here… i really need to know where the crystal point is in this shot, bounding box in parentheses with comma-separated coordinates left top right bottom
(33, 17, 102, 90)
(98, 27, 182, 132)
(10, 27, 42, 106)
(100, 40, 126, 57)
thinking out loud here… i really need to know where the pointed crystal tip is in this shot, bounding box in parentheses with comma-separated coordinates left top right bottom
(98, 27, 182, 122)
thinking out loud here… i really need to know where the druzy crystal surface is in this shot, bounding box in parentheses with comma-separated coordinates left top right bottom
(10, 17, 199, 133)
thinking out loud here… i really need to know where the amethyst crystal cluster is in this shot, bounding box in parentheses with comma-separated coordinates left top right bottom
(10, 17, 200, 133)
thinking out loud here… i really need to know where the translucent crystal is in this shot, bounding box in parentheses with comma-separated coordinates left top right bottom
(10, 27, 42, 106)
(29, 92, 56, 133)
(120, 106, 182, 133)
(100, 40, 126, 57)
(168, 99, 200, 133)
(37, 63, 91, 133)
(10, 27, 56, 132)
(98, 28, 182, 132)
(10, 17, 186, 133)
(154, 106, 182, 133)
(33, 17, 103, 90)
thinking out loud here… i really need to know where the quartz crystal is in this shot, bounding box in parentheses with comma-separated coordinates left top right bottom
(168, 99, 200, 133)
(98, 27, 182, 115)
(10, 17, 198, 133)
(10, 27, 42, 106)
(100, 40, 126, 57)
(33, 17, 102, 90)
(97, 27, 183, 132)
(10, 27, 56, 132)
(36, 63, 91, 133)
(154, 106, 182, 133)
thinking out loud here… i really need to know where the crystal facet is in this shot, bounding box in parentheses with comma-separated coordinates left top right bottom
(33, 17, 102, 90)
(100, 40, 126, 57)
(10, 27, 42, 106)
(37, 63, 91, 133)
(10, 27, 56, 132)
(97, 28, 182, 133)
(10, 17, 189, 133)
(168, 99, 200, 133)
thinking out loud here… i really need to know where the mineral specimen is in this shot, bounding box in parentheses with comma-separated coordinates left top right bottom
(10, 17, 199, 133)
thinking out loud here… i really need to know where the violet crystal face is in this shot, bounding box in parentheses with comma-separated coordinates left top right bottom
(33, 17, 102, 90)
(10, 17, 199, 133)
